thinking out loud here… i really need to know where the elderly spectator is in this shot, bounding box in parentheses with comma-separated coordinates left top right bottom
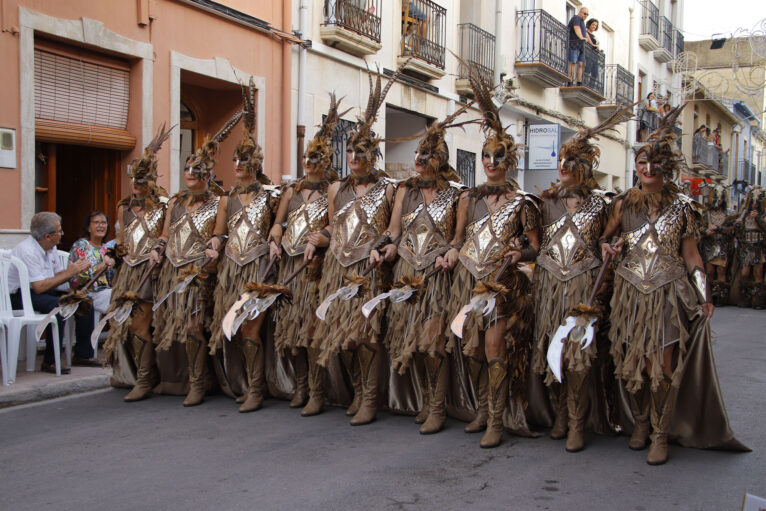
(68, 210, 115, 365)
(7, 212, 90, 374)
(567, 7, 589, 86)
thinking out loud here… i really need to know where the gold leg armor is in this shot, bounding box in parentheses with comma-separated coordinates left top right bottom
(124, 333, 155, 402)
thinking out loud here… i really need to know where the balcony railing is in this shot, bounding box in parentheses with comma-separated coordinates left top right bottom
(674, 28, 684, 56)
(693, 134, 725, 173)
(401, 0, 446, 70)
(457, 23, 495, 83)
(323, 0, 382, 43)
(739, 158, 757, 182)
(604, 64, 635, 105)
(516, 9, 568, 76)
(721, 152, 729, 176)
(640, 0, 660, 40)
(581, 43, 605, 95)
(660, 17, 673, 54)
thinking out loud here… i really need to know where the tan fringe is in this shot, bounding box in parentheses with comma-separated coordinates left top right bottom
(385, 259, 451, 374)
(208, 256, 263, 354)
(532, 267, 598, 385)
(153, 259, 216, 351)
(608, 274, 691, 393)
(313, 254, 389, 367)
(103, 262, 152, 359)
(273, 253, 316, 356)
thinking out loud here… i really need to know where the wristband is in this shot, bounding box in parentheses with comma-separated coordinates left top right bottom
(689, 266, 712, 304)
(319, 228, 331, 240)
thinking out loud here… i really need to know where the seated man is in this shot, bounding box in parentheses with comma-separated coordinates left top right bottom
(8, 212, 91, 374)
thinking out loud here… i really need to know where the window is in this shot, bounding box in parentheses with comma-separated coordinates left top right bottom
(324, 115, 356, 178)
(456, 149, 476, 187)
(566, 3, 576, 21)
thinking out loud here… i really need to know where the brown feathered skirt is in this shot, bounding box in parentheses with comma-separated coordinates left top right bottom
(273, 253, 322, 356)
(384, 259, 451, 374)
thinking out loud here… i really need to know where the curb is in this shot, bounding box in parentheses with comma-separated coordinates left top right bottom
(0, 375, 111, 409)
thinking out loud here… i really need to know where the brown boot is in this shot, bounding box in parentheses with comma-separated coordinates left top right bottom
(341, 349, 362, 416)
(480, 359, 508, 448)
(420, 354, 448, 435)
(301, 347, 325, 416)
(124, 333, 155, 402)
(239, 337, 265, 413)
(565, 370, 589, 452)
(647, 377, 677, 465)
(549, 380, 568, 439)
(290, 349, 309, 408)
(414, 355, 430, 424)
(350, 344, 379, 426)
(628, 387, 650, 450)
(183, 335, 208, 407)
(464, 357, 488, 433)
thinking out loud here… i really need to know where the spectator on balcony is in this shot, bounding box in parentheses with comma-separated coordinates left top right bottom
(637, 92, 659, 142)
(584, 19, 601, 85)
(567, 7, 589, 86)
(586, 18, 599, 48)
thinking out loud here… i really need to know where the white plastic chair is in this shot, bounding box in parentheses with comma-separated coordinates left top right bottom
(0, 250, 62, 382)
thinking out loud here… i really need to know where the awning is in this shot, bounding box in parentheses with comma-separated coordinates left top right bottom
(35, 119, 136, 150)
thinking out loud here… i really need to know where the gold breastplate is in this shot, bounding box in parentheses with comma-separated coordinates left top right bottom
(123, 205, 166, 267)
(537, 194, 606, 281)
(617, 198, 689, 293)
(709, 210, 727, 227)
(282, 195, 329, 257)
(398, 186, 458, 270)
(330, 179, 393, 267)
(166, 197, 220, 267)
(459, 194, 526, 280)
(225, 191, 276, 266)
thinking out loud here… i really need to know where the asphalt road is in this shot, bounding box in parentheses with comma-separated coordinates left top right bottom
(0, 306, 763, 511)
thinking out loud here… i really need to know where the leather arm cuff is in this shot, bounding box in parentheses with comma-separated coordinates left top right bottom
(373, 234, 392, 251)
(689, 266, 711, 304)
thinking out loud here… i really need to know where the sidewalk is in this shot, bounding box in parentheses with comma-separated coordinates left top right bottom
(0, 351, 112, 408)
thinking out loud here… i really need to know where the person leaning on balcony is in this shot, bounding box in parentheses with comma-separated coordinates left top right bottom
(7, 212, 91, 374)
(585, 19, 601, 85)
(567, 7, 589, 86)
(637, 93, 659, 142)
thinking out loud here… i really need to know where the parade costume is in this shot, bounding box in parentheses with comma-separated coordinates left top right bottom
(273, 95, 342, 415)
(206, 81, 281, 412)
(606, 106, 747, 464)
(103, 125, 171, 399)
(152, 113, 240, 404)
(532, 107, 631, 452)
(382, 104, 472, 434)
(733, 189, 766, 308)
(445, 66, 539, 447)
(313, 65, 403, 426)
(699, 186, 734, 305)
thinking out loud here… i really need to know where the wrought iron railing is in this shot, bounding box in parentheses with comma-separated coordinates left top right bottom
(324, 115, 356, 178)
(640, 0, 659, 41)
(720, 152, 729, 175)
(693, 134, 722, 172)
(660, 16, 673, 54)
(323, 0, 382, 43)
(740, 158, 757, 182)
(515, 9, 568, 77)
(400, 0, 446, 69)
(604, 64, 635, 105)
(456, 149, 476, 187)
(582, 43, 605, 95)
(456, 23, 495, 83)
(674, 28, 684, 56)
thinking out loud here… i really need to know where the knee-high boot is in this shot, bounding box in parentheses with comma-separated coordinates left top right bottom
(549, 380, 568, 439)
(420, 353, 448, 434)
(350, 344, 379, 426)
(239, 337, 265, 413)
(124, 333, 155, 402)
(341, 349, 362, 416)
(628, 386, 650, 450)
(480, 359, 508, 448)
(183, 334, 208, 407)
(565, 370, 589, 452)
(290, 349, 309, 408)
(301, 347, 325, 416)
(464, 357, 488, 433)
(647, 377, 678, 465)
(414, 354, 430, 424)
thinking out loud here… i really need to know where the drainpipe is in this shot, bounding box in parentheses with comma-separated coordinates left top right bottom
(296, 0, 309, 178)
(494, 0, 502, 84)
(281, 0, 292, 182)
(624, 4, 637, 190)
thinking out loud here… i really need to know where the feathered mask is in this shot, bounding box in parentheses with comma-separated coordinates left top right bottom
(128, 123, 173, 189)
(185, 109, 242, 185)
(346, 61, 410, 169)
(233, 77, 264, 179)
(635, 103, 686, 182)
(304, 93, 349, 180)
(412, 100, 475, 182)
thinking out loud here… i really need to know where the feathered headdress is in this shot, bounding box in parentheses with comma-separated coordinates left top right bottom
(635, 103, 686, 182)
(233, 77, 268, 184)
(303, 92, 349, 183)
(346, 61, 410, 169)
(705, 184, 729, 209)
(185, 108, 242, 193)
(127, 123, 173, 190)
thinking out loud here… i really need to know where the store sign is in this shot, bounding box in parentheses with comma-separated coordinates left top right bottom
(527, 124, 560, 170)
